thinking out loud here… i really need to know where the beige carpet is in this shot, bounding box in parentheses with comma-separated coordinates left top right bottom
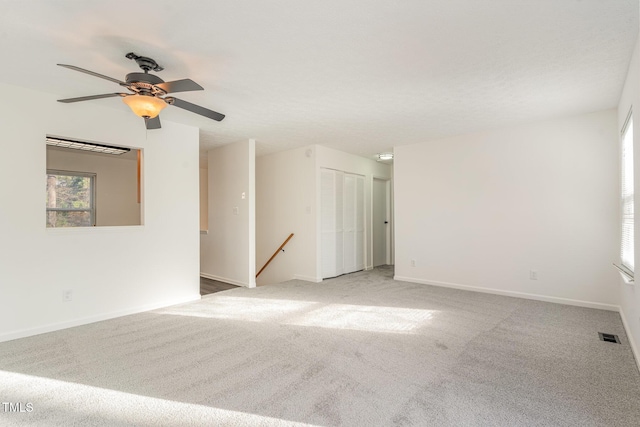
(1, 266, 639, 426)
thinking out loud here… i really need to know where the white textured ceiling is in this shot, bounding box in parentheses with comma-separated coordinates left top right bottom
(1, 1, 637, 164)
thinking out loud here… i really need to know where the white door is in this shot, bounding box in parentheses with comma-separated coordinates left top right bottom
(321, 169, 364, 278)
(321, 169, 344, 278)
(343, 173, 356, 273)
(373, 178, 389, 267)
(354, 174, 365, 271)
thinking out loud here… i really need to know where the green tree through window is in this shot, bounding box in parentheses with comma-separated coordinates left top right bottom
(46, 170, 96, 227)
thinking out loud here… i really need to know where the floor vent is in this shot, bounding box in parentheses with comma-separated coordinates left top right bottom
(598, 332, 621, 344)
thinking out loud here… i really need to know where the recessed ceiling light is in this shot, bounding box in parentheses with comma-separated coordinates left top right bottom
(46, 137, 130, 155)
(377, 153, 393, 161)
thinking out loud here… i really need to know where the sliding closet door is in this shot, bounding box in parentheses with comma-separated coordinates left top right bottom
(354, 174, 365, 272)
(321, 168, 364, 279)
(335, 172, 344, 276)
(343, 173, 365, 274)
(343, 173, 357, 274)
(321, 169, 344, 278)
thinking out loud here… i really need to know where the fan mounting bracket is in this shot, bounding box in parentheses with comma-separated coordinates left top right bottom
(125, 52, 164, 73)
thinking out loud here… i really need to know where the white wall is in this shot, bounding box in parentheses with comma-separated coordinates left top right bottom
(315, 145, 392, 278)
(618, 34, 640, 362)
(256, 146, 317, 285)
(47, 147, 140, 226)
(395, 110, 619, 310)
(0, 82, 201, 342)
(200, 139, 256, 287)
(199, 167, 208, 231)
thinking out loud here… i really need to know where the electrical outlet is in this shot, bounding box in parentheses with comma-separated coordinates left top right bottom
(62, 290, 73, 302)
(411, 259, 416, 267)
(529, 270, 538, 280)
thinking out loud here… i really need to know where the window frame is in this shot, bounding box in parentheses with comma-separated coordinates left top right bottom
(46, 169, 97, 227)
(620, 108, 634, 278)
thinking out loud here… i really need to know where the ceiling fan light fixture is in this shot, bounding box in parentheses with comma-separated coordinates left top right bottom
(57, 56, 226, 130)
(122, 94, 167, 118)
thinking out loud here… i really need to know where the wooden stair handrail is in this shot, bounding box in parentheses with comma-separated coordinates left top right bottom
(256, 233, 294, 278)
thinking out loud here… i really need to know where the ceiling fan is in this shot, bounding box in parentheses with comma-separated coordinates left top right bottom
(57, 52, 225, 129)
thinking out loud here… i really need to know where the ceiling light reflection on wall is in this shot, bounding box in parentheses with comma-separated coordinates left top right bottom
(377, 153, 393, 161)
(46, 137, 131, 155)
(122, 94, 167, 118)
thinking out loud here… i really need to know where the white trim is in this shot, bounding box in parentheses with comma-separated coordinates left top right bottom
(614, 262, 635, 283)
(200, 273, 252, 288)
(0, 294, 201, 344)
(622, 106, 633, 135)
(292, 274, 322, 283)
(618, 271, 635, 285)
(46, 225, 145, 234)
(619, 306, 640, 373)
(248, 139, 257, 287)
(393, 275, 619, 312)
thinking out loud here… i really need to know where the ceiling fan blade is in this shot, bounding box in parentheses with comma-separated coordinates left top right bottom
(57, 93, 127, 103)
(170, 97, 225, 121)
(155, 79, 203, 94)
(57, 64, 126, 85)
(145, 116, 161, 130)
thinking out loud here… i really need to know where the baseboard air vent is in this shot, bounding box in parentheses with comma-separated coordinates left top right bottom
(598, 332, 621, 344)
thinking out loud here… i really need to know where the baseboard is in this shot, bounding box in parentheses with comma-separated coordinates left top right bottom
(619, 306, 640, 373)
(0, 294, 201, 344)
(393, 275, 619, 312)
(293, 274, 322, 283)
(200, 272, 251, 288)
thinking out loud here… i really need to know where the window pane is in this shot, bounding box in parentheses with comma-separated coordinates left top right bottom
(46, 210, 92, 228)
(46, 174, 92, 209)
(621, 116, 634, 272)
